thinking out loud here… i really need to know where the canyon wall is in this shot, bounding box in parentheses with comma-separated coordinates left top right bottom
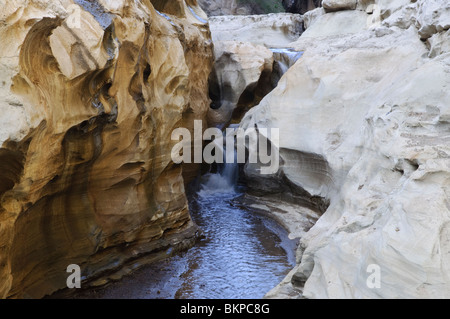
(198, 0, 243, 15)
(209, 13, 303, 46)
(197, 0, 321, 16)
(241, 0, 450, 298)
(0, 0, 213, 298)
(207, 14, 303, 127)
(198, 0, 286, 16)
(283, 0, 322, 14)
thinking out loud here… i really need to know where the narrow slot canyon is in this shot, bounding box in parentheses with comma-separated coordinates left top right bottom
(1, 0, 449, 301)
(56, 10, 311, 299)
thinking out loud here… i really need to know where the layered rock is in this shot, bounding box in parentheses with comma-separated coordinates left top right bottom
(0, 0, 213, 298)
(241, 0, 450, 298)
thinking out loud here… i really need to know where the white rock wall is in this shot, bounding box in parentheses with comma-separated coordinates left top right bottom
(242, 0, 450, 298)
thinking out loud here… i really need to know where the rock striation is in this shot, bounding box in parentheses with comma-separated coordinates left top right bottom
(241, 0, 450, 298)
(0, 0, 213, 298)
(322, 0, 357, 12)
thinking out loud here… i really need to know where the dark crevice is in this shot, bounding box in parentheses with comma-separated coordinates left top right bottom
(0, 148, 25, 199)
(143, 64, 152, 84)
(150, 0, 186, 18)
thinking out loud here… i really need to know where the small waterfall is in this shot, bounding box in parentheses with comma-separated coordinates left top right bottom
(270, 48, 303, 86)
(221, 146, 239, 188)
(199, 125, 239, 196)
(271, 48, 304, 72)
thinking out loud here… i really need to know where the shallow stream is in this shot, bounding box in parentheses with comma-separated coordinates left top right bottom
(73, 161, 297, 299)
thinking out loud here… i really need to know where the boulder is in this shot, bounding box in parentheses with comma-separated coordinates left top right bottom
(322, 0, 357, 12)
(303, 7, 326, 29)
(207, 13, 304, 128)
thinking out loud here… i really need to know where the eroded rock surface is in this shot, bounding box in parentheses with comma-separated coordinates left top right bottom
(208, 41, 274, 127)
(0, 0, 213, 298)
(241, 0, 450, 298)
(209, 13, 303, 47)
(207, 14, 303, 127)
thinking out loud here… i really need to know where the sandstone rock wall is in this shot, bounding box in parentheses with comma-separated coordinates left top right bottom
(0, 0, 213, 298)
(241, 0, 450, 298)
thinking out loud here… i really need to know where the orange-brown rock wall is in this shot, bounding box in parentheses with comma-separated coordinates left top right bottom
(0, 0, 213, 298)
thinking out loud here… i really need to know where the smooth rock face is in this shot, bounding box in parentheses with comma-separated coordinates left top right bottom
(303, 7, 326, 29)
(241, 0, 450, 298)
(0, 0, 213, 298)
(414, 0, 450, 39)
(209, 14, 304, 48)
(301, 9, 368, 38)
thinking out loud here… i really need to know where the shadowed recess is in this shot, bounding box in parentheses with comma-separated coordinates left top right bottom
(0, 148, 25, 198)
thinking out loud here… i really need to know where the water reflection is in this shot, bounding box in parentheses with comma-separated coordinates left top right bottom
(71, 177, 296, 299)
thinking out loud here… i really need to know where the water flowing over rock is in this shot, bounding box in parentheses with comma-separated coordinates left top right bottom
(241, 0, 450, 298)
(0, 0, 213, 298)
(207, 14, 303, 127)
(270, 48, 303, 86)
(208, 41, 274, 127)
